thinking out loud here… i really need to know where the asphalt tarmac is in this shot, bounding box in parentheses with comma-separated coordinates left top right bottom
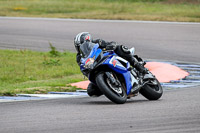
(0, 17, 200, 62)
(0, 17, 200, 133)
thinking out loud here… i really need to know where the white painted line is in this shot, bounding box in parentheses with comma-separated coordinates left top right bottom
(0, 16, 199, 25)
(17, 94, 87, 98)
(0, 99, 17, 102)
(0, 94, 87, 102)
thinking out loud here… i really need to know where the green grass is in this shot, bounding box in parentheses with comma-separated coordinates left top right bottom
(0, 0, 200, 22)
(0, 47, 85, 96)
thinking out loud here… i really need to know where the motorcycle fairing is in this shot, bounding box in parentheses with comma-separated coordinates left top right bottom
(80, 44, 100, 71)
(101, 55, 134, 95)
(80, 43, 136, 95)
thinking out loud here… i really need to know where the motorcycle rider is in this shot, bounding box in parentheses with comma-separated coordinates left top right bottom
(74, 32, 148, 96)
(74, 32, 147, 74)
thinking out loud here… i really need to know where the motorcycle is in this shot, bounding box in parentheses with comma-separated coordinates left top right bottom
(79, 42, 163, 104)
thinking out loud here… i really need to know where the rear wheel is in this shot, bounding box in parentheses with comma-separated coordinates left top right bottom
(95, 72, 127, 104)
(140, 79, 163, 100)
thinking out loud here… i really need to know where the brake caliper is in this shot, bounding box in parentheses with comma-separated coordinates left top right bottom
(105, 72, 121, 87)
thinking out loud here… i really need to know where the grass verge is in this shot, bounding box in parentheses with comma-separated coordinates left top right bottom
(0, 46, 85, 96)
(0, 0, 200, 22)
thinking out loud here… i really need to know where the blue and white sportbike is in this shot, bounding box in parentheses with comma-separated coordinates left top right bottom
(79, 42, 163, 104)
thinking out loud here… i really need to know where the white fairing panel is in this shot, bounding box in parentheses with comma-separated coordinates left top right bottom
(130, 73, 138, 86)
(109, 56, 128, 68)
(116, 56, 128, 63)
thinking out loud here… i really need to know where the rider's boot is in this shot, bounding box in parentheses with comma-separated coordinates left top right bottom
(128, 56, 148, 75)
(133, 61, 148, 75)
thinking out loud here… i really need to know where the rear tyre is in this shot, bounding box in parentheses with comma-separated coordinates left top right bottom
(95, 72, 127, 104)
(140, 79, 163, 100)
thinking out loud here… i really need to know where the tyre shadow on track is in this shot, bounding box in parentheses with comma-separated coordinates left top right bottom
(84, 97, 149, 105)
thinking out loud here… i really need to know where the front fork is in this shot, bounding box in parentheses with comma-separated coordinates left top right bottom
(105, 72, 121, 87)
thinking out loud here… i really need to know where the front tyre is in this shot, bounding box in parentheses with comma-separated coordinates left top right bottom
(140, 79, 163, 100)
(95, 72, 127, 104)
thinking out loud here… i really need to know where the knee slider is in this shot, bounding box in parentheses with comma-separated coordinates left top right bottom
(121, 45, 130, 54)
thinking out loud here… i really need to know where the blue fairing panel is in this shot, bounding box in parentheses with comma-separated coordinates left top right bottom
(102, 57, 133, 95)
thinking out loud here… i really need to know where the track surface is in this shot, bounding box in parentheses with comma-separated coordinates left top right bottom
(0, 17, 200, 62)
(0, 17, 200, 133)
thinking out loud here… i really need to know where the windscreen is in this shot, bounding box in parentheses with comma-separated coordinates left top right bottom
(79, 42, 95, 58)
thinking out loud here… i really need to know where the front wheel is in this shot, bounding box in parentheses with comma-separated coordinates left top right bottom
(140, 79, 163, 100)
(95, 72, 127, 104)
